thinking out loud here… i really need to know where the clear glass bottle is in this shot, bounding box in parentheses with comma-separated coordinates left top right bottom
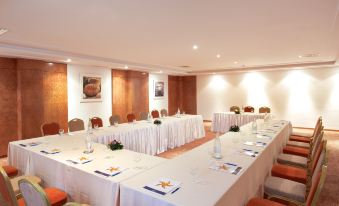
(87, 118, 93, 134)
(213, 133, 222, 159)
(147, 112, 152, 122)
(84, 134, 93, 154)
(252, 119, 257, 134)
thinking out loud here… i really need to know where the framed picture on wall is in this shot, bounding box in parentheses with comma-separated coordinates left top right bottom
(154, 80, 165, 99)
(80, 74, 102, 102)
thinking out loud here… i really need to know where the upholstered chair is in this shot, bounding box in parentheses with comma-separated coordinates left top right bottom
(90, 117, 103, 128)
(127, 113, 136, 123)
(244, 106, 255, 113)
(151, 110, 160, 118)
(41, 123, 60, 136)
(109, 115, 121, 125)
(68, 118, 85, 132)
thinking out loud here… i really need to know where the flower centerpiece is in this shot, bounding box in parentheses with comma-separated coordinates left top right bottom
(154, 119, 162, 125)
(234, 108, 240, 114)
(108, 140, 124, 151)
(229, 125, 240, 132)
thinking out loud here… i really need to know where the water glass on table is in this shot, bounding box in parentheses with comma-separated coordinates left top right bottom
(59, 129, 64, 136)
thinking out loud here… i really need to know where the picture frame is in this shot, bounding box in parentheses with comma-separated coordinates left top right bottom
(154, 80, 165, 99)
(80, 74, 102, 103)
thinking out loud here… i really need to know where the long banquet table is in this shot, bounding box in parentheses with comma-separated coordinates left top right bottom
(120, 120, 292, 206)
(93, 114, 205, 155)
(8, 134, 167, 206)
(212, 112, 265, 133)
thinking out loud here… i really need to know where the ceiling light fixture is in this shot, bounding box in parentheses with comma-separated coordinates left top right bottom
(48, 63, 53, 65)
(66, 58, 72, 62)
(298, 55, 303, 58)
(159, 70, 163, 73)
(0, 28, 8, 36)
(124, 65, 128, 69)
(216, 54, 221, 58)
(193, 45, 198, 50)
(234, 61, 238, 64)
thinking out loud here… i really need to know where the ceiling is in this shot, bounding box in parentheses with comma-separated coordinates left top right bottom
(0, 0, 339, 74)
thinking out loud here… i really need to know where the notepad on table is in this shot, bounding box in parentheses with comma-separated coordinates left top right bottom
(209, 162, 243, 175)
(144, 178, 181, 195)
(66, 156, 93, 164)
(40, 148, 61, 154)
(94, 165, 125, 177)
(244, 141, 266, 147)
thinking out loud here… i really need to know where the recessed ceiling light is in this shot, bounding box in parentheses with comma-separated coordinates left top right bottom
(66, 58, 72, 62)
(216, 54, 221, 58)
(48, 63, 53, 65)
(159, 70, 163, 73)
(298, 55, 303, 58)
(0, 28, 8, 36)
(299, 53, 320, 58)
(142, 72, 146, 75)
(192, 45, 198, 50)
(124, 65, 128, 69)
(234, 61, 238, 64)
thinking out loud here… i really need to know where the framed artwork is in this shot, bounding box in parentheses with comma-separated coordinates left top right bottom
(80, 74, 102, 102)
(154, 80, 165, 98)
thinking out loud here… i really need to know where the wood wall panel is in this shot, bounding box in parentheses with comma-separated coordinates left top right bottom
(0, 58, 18, 156)
(112, 69, 149, 122)
(16, 59, 68, 139)
(168, 75, 197, 115)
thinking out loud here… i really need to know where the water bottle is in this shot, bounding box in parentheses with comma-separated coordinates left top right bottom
(252, 119, 257, 134)
(84, 134, 93, 154)
(147, 112, 152, 122)
(87, 118, 93, 134)
(213, 133, 222, 159)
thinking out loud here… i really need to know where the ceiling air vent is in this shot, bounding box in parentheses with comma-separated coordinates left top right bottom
(179, 65, 190, 68)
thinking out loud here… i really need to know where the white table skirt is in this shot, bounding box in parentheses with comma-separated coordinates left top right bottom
(8, 135, 166, 206)
(93, 115, 205, 155)
(211, 112, 265, 133)
(120, 120, 292, 206)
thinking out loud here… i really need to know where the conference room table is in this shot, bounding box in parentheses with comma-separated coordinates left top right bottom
(120, 119, 292, 206)
(8, 134, 167, 206)
(93, 114, 205, 155)
(211, 112, 266, 133)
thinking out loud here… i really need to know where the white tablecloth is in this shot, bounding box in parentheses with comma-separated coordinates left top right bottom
(120, 120, 292, 206)
(211, 112, 265, 133)
(8, 134, 166, 206)
(93, 115, 205, 155)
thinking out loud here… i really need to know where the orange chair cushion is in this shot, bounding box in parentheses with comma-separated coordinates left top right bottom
(246, 198, 286, 206)
(289, 135, 311, 143)
(283, 146, 309, 158)
(271, 164, 307, 184)
(17, 197, 26, 206)
(44, 188, 68, 206)
(17, 188, 67, 206)
(3, 165, 18, 178)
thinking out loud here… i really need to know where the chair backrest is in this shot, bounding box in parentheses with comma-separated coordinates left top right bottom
(244, 106, 254, 113)
(68, 118, 85, 132)
(258, 107, 271, 113)
(109, 115, 121, 125)
(90, 117, 103, 128)
(230, 106, 240, 112)
(41, 122, 60, 136)
(151, 110, 160, 118)
(18, 179, 51, 206)
(139, 112, 148, 121)
(127, 113, 136, 123)
(0, 166, 18, 206)
(160, 109, 168, 117)
(311, 117, 322, 137)
(305, 141, 327, 206)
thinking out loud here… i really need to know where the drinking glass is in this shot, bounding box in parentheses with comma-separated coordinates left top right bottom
(59, 129, 64, 136)
(133, 119, 137, 124)
(189, 165, 201, 183)
(94, 124, 99, 130)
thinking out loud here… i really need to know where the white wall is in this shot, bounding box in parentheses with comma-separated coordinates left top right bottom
(197, 67, 339, 129)
(67, 64, 112, 128)
(149, 74, 168, 111)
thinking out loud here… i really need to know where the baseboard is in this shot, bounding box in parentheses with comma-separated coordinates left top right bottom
(203, 120, 212, 122)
